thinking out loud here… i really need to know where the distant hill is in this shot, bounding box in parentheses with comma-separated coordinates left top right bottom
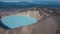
(0, 1, 60, 9)
(0, 2, 39, 9)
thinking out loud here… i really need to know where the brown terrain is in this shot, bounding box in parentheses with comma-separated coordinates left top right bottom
(0, 7, 60, 34)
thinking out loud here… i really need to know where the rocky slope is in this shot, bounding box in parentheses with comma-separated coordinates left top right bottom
(0, 7, 60, 34)
(0, 7, 49, 20)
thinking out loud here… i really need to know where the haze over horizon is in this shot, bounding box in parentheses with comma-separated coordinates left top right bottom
(0, 0, 60, 2)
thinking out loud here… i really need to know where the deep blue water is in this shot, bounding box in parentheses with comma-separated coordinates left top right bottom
(1, 16, 37, 29)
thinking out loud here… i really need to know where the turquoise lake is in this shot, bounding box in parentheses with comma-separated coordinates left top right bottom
(1, 16, 37, 29)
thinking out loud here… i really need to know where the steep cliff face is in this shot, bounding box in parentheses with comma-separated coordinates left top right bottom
(16, 11, 41, 20)
(0, 7, 49, 21)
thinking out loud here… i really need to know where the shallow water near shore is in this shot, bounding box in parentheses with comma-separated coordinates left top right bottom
(1, 16, 37, 29)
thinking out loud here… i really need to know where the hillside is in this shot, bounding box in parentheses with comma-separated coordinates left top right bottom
(0, 1, 60, 9)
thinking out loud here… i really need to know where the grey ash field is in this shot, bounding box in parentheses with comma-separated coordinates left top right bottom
(0, 7, 60, 34)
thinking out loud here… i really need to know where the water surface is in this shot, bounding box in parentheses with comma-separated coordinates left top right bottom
(1, 16, 37, 29)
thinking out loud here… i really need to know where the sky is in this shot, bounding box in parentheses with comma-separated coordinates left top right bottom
(0, 0, 32, 2)
(0, 0, 60, 2)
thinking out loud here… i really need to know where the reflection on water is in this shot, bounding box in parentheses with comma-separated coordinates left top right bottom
(0, 19, 10, 29)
